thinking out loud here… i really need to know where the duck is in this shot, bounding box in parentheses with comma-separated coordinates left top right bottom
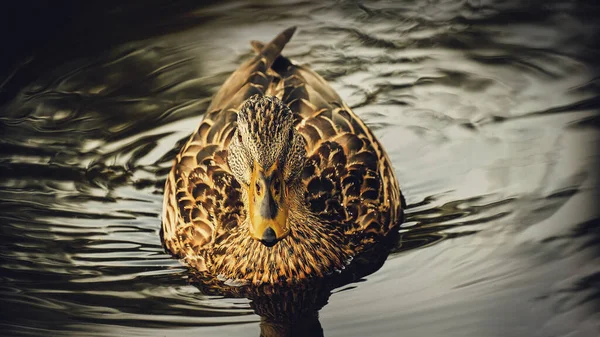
(161, 27, 404, 286)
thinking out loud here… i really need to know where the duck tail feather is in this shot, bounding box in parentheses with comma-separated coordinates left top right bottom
(250, 40, 264, 54)
(257, 26, 297, 69)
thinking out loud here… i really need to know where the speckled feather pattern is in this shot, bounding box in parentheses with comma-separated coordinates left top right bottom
(237, 95, 295, 170)
(161, 27, 403, 285)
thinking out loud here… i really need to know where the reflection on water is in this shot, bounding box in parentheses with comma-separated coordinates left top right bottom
(1, 1, 599, 336)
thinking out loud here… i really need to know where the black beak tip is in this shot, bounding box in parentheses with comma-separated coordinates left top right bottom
(261, 227, 278, 247)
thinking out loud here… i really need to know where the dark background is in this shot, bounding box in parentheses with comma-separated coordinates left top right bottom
(0, 1, 216, 104)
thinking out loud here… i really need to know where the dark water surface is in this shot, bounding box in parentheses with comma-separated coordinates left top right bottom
(1, 1, 599, 336)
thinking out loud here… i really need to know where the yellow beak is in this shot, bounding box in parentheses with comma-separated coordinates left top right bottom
(248, 160, 289, 246)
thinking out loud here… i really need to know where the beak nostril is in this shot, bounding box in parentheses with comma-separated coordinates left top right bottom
(261, 227, 278, 247)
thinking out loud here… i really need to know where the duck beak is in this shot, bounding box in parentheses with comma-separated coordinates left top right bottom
(248, 160, 289, 247)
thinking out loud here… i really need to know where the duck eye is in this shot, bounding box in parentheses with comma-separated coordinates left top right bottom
(272, 177, 281, 196)
(255, 181, 261, 195)
(237, 131, 243, 143)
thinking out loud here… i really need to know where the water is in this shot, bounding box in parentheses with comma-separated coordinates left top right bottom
(1, 1, 599, 336)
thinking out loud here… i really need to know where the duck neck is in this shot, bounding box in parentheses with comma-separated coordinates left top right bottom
(210, 179, 351, 285)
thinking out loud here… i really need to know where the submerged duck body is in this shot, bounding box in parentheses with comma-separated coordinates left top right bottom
(161, 27, 404, 286)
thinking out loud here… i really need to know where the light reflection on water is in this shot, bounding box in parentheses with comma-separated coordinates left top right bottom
(1, 1, 599, 336)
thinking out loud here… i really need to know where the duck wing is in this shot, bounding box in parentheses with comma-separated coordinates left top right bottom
(252, 35, 404, 247)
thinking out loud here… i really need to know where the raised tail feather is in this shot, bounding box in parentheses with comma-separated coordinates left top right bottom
(257, 26, 296, 69)
(250, 40, 264, 53)
(207, 27, 297, 113)
(250, 28, 295, 75)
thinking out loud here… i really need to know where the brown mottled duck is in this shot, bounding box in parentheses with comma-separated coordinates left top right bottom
(161, 27, 404, 286)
